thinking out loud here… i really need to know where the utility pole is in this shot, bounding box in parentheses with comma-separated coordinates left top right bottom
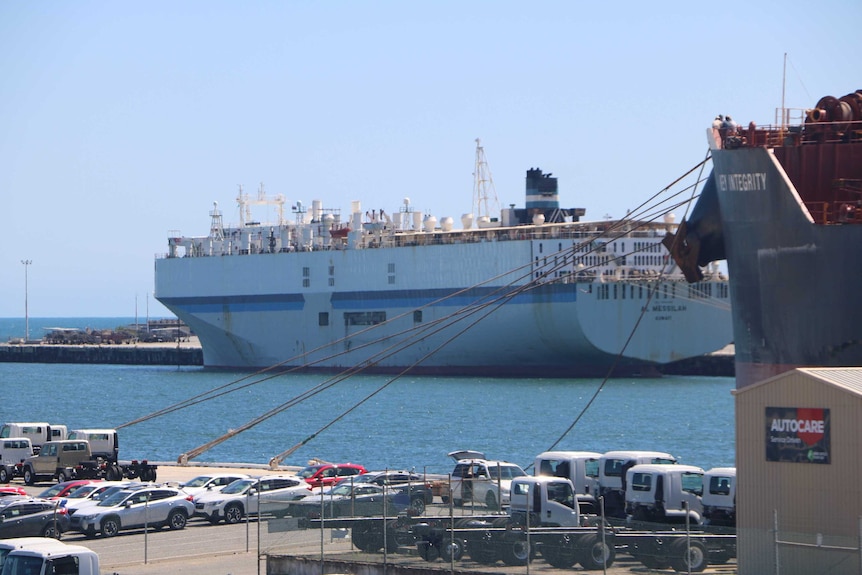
(21, 260, 32, 342)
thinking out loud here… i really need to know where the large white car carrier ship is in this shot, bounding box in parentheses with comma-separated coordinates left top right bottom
(154, 147, 731, 376)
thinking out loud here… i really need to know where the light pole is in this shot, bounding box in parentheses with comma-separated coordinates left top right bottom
(21, 260, 32, 342)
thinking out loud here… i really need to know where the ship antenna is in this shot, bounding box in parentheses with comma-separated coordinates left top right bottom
(473, 138, 500, 221)
(236, 184, 249, 227)
(781, 52, 787, 132)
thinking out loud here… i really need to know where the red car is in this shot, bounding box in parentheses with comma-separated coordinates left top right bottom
(297, 462, 366, 489)
(37, 479, 101, 500)
(0, 486, 28, 497)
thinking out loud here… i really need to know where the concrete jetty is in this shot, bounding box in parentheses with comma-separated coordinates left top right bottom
(0, 338, 734, 376)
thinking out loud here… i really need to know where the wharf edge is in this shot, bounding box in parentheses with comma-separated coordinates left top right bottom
(0, 340, 734, 376)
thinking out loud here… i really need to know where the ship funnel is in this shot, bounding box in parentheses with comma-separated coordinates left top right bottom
(525, 168, 559, 210)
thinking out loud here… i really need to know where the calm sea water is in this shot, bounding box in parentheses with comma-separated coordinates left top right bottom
(0, 318, 736, 475)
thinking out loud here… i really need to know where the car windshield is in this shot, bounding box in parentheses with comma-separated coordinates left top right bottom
(326, 484, 356, 497)
(37, 483, 71, 498)
(342, 474, 373, 484)
(297, 466, 323, 479)
(98, 489, 135, 507)
(92, 486, 125, 501)
(489, 465, 527, 480)
(183, 476, 213, 488)
(66, 484, 101, 498)
(221, 479, 254, 495)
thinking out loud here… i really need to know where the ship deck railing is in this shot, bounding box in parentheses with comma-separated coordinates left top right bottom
(158, 220, 676, 259)
(724, 118, 862, 149)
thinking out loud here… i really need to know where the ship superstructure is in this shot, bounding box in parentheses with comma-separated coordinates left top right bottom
(155, 163, 732, 376)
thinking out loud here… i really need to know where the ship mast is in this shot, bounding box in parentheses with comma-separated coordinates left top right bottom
(473, 138, 500, 222)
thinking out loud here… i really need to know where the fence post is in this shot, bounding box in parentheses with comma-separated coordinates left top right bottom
(774, 509, 780, 575)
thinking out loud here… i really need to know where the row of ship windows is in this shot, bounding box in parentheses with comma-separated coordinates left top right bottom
(544, 241, 662, 255)
(318, 310, 421, 327)
(593, 282, 729, 300)
(301, 265, 397, 288)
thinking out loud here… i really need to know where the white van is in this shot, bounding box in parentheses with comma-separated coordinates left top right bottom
(67, 429, 119, 462)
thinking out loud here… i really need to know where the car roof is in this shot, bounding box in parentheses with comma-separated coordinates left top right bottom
(448, 450, 486, 461)
(628, 463, 704, 474)
(256, 474, 304, 481)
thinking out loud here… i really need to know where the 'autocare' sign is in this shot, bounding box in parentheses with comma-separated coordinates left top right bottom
(765, 407, 830, 464)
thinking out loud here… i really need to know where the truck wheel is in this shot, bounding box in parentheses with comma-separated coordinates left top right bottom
(485, 491, 498, 510)
(101, 516, 121, 538)
(500, 540, 534, 566)
(440, 538, 465, 562)
(466, 533, 498, 564)
(57, 470, 68, 483)
(168, 509, 187, 530)
(410, 496, 426, 515)
(670, 539, 707, 572)
(639, 555, 671, 569)
(0, 467, 8, 483)
(106, 465, 121, 481)
(453, 498, 463, 507)
(579, 534, 615, 570)
(23, 467, 35, 486)
(542, 534, 578, 568)
(224, 503, 244, 524)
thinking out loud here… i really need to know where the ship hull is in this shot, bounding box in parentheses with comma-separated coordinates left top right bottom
(710, 145, 862, 387)
(155, 238, 731, 376)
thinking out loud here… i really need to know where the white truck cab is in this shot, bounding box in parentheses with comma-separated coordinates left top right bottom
(597, 450, 677, 517)
(0, 424, 66, 455)
(0, 538, 68, 570)
(0, 438, 33, 483)
(534, 451, 601, 495)
(509, 476, 580, 527)
(1, 544, 99, 575)
(625, 463, 704, 525)
(702, 467, 736, 526)
(67, 429, 119, 462)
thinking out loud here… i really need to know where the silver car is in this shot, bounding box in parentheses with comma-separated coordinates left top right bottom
(72, 486, 194, 538)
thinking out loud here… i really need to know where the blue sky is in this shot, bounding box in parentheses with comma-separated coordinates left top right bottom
(1, 1, 858, 317)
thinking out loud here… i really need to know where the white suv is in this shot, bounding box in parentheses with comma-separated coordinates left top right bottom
(72, 486, 194, 537)
(448, 452, 526, 509)
(178, 473, 250, 497)
(193, 475, 310, 524)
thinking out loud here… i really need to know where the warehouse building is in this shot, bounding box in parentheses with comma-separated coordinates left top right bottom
(734, 368, 862, 575)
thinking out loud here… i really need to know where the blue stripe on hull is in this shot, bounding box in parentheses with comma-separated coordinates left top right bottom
(158, 284, 576, 314)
